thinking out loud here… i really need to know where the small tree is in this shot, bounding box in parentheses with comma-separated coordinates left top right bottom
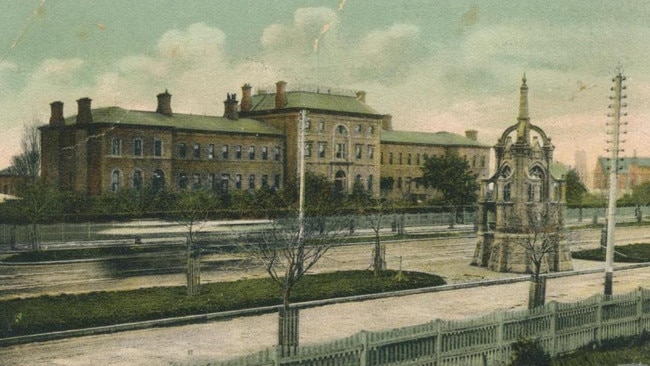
(8, 122, 41, 178)
(420, 153, 479, 227)
(505, 203, 563, 308)
(171, 189, 218, 296)
(241, 213, 348, 355)
(15, 179, 62, 251)
(565, 169, 587, 206)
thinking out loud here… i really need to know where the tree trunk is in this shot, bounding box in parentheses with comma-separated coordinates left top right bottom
(30, 223, 40, 252)
(373, 234, 385, 277)
(528, 275, 546, 309)
(279, 290, 299, 357)
(186, 238, 201, 296)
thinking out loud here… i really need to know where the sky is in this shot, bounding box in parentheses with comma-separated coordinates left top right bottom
(1, 0, 649, 187)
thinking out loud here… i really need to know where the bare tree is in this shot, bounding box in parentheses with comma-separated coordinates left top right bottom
(240, 214, 349, 355)
(9, 122, 41, 178)
(505, 203, 564, 308)
(15, 179, 61, 251)
(171, 189, 218, 296)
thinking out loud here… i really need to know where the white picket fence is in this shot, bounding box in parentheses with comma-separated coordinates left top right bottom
(211, 287, 650, 366)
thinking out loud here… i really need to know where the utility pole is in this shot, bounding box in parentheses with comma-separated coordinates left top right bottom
(604, 72, 627, 297)
(298, 110, 308, 244)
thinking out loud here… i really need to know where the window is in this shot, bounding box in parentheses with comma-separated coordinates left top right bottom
(274, 174, 281, 189)
(318, 120, 325, 132)
(262, 146, 268, 160)
(208, 173, 216, 190)
(111, 138, 121, 156)
(208, 144, 214, 159)
(481, 156, 486, 168)
(368, 145, 374, 160)
(192, 173, 201, 189)
(222, 145, 229, 159)
(193, 143, 200, 159)
(407, 153, 412, 165)
(416, 154, 420, 165)
(249, 146, 255, 160)
(154, 140, 162, 157)
(318, 142, 326, 158)
(178, 173, 188, 189)
(221, 174, 230, 193)
(111, 170, 121, 192)
(399, 153, 403, 165)
(397, 177, 403, 189)
(472, 155, 477, 168)
(355, 144, 362, 159)
(249, 174, 255, 190)
(381, 152, 384, 164)
(235, 174, 242, 189)
(368, 126, 375, 135)
(133, 139, 143, 157)
(262, 175, 269, 187)
(504, 183, 511, 202)
(273, 146, 281, 161)
(304, 119, 311, 130)
(336, 143, 346, 159)
(133, 170, 143, 190)
(235, 145, 242, 159)
(178, 143, 186, 159)
(389, 152, 393, 165)
(367, 175, 373, 192)
(152, 170, 164, 192)
(305, 142, 312, 157)
(337, 125, 347, 135)
(354, 124, 361, 134)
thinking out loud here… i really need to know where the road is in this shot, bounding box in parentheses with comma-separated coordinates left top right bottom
(1, 225, 650, 365)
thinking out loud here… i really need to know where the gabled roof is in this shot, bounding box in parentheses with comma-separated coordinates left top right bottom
(249, 91, 380, 115)
(597, 156, 650, 174)
(55, 107, 282, 135)
(381, 130, 490, 148)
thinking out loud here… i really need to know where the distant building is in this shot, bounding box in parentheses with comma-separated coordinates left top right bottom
(39, 81, 490, 202)
(0, 168, 31, 197)
(593, 155, 650, 196)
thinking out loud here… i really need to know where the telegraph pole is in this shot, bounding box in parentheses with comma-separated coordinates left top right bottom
(298, 110, 309, 242)
(604, 72, 627, 297)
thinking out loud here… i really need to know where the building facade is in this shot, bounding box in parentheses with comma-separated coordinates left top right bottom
(40, 81, 490, 201)
(593, 155, 650, 196)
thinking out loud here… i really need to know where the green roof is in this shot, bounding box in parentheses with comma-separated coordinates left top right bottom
(550, 161, 570, 180)
(249, 91, 380, 115)
(381, 130, 489, 147)
(597, 156, 650, 174)
(58, 107, 282, 135)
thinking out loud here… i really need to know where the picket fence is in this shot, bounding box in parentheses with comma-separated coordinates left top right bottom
(211, 287, 650, 366)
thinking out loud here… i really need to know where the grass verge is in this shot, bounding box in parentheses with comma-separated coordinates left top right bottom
(553, 332, 650, 365)
(0, 270, 445, 338)
(572, 243, 650, 263)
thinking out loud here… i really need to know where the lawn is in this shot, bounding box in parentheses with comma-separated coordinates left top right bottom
(553, 333, 650, 365)
(0, 270, 445, 338)
(572, 243, 650, 263)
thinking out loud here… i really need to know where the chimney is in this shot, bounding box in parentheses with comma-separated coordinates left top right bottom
(356, 90, 366, 103)
(275, 81, 287, 109)
(241, 83, 252, 112)
(76, 97, 93, 124)
(49, 101, 65, 126)
(224, 93, 239, 120)
(156, 90, 173, 116)
(465, 130, 478, 141)
(381, 114, 393, 131)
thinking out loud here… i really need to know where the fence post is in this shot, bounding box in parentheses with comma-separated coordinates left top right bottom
(637, 287, 644, 336)
(549, 301, 558, 357)
(359, 330, 369, 366)
(595, 294, 603, 344)
(434, 319, 443, 365)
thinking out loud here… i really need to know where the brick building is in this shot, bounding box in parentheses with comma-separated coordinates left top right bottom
(593, 156, 650, 196)
(39, 81, 490, 201)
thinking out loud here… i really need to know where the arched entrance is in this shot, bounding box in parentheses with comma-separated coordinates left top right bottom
(334, 170, 346, 193)
(152, 169, 165, 192)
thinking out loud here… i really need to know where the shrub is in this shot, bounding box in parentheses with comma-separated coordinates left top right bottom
(509, 338, 551, 366)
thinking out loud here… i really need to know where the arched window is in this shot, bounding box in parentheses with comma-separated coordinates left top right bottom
(178, 173, 188, 189)
(335, 170, 346, 193)
(152, 170, 164, 192)
(133, 170, 143, 190)
(111, 170, 121, 193)
(503, 183, 511, 202)
(337, 125, 348, 136)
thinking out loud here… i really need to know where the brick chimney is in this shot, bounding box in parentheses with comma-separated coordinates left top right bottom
(356, 90, 366, 103)
(49, 101, 65, 126)
(381, 114, 393, 131)
(241, 83, 252, 112)
(465, 130, 478, 141)
(224, 93, 239, 120)
(275, 81, 287, 109)
(156, 90, 173, 116)
(76, 97, 93, 124)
